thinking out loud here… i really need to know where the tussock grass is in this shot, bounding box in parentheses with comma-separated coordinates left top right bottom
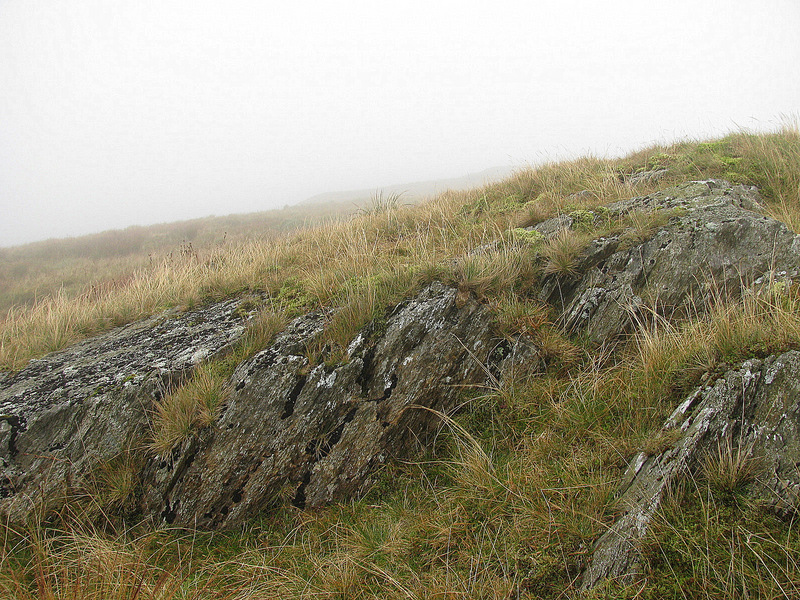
(0, 525, 205, 600)
(635, 477, 800, 600)
(629, 282, 800, 414)
(235, 305, 289, 362)
(149, 364, 232, 455)
(541, 228, 592, 276)
(3, 124, 800, 598)
(448, 243, 540, 300)
(82, 450, 144, 522)
(4, 122, 799, 372)
(702, 436, 763, 499)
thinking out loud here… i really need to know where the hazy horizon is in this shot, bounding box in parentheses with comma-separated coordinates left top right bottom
(2, 1, 798, 248)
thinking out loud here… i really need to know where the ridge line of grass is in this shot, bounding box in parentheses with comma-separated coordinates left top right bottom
(2, 123, 800, 598)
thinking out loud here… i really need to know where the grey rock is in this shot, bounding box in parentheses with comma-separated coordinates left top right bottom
(581, 350, 800, 588)
(539, 180, 800, 344)
(606, 179, 763, 214)
(567, 190, 595, 201)
(625, 168, 669, 186)
(0, 281, 512, 528)
(495, 338, 543, 384)
(139, 281, 504, 529)
(533, 214, 574, 237)
(4, 178, 799, 539)
(0, 298, 250, 520)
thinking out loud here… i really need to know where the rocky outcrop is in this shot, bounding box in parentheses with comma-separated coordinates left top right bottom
(0, 282, 509, 527)
(536, 180, 800, 344)
(3, 179, 800, 536)
(581, 351, 800, 589)
(138, 282, 503, 528)
(0, 298, 251, 520)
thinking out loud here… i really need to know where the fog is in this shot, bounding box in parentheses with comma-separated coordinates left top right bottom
(1, 0, 798, 247)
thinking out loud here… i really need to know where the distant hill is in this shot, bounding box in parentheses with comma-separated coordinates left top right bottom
(0, 167, 515, 312)
(0, 198, 359, 313)
(300, 166, 514, 206)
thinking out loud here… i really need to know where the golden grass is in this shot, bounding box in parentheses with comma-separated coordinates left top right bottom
(149, 365, 232, 455)
(629, 282, 800, 411)
(3, 125, 800, 598)
(3, 124, 799, 373)
(541, 228, 591, 277)
(236, 306, 289, 361)
(0, 526, 201, 600)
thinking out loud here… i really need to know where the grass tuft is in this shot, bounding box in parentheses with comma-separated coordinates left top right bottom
(702, 437, 762, 499)
(149, 364, 232, 455)
(541, 229, 590, 277)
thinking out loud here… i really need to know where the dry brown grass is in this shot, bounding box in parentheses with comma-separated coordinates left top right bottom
(541, 228, 594, 277)
(3, 125, 800, 599)
(0, 525, 205, 600)
(4, 124, 799, 373)
(149, 364, 232, 455)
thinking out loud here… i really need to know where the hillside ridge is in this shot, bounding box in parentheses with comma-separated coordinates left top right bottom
(2, 127, 800, 598)
(4, 172, 800, 594)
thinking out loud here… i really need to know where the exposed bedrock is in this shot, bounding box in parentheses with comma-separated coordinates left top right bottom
(139, 281, 502, 529)
(2, 179, 800, 535)
(535, 180, 800, 344)
(581, 351, 800, 589)
(0, 282, 510, 528)
(0, 298, 250, 521)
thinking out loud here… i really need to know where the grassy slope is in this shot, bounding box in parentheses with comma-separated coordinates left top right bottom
(0, 200, 357, 317)
(2, 124, 800, 599)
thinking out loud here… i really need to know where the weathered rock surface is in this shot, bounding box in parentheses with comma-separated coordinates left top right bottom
(0, 282, 509, 528)
(625, 168, 668, 186)
(536, 180, 800, 344)
(0, 298, 250, 520)
(139, 281, 501, 528)
(581, 351, 800, 589)
(3, 178, 800, 539)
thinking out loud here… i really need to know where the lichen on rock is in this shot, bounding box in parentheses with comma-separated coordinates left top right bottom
(138, 281, 507, 529)
(581, 350, 800, 589)
(4, 178, 800, 555)
(536, 180, 800, 344)
(0, 298, 250, 520)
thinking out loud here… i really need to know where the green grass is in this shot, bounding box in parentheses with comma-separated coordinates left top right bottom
(632, 481, 800, 600)
(3, 122, 800, 598)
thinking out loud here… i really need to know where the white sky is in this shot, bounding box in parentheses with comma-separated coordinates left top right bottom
(1, 0, 798, 247)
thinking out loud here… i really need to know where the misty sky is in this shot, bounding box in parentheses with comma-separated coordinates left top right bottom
(1, 1, 798, 247)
